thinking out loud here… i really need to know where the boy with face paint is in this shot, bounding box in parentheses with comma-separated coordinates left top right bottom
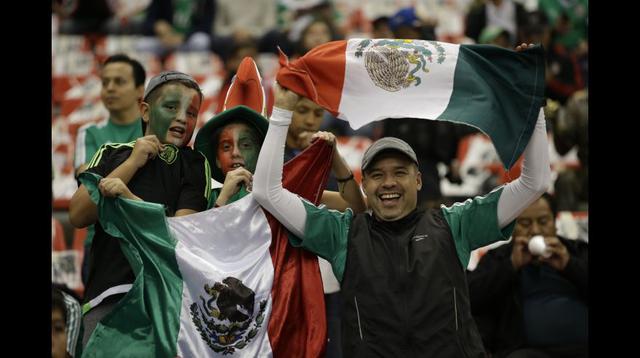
(195, 57, 366, 212)
(196, 116, 264, 208)
(194, 57, 268, 208)
(69, 71, 211, 348)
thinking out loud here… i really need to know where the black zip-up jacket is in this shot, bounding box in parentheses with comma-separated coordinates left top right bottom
(467, 236, 588, 357)
(340, 209, 487, 357)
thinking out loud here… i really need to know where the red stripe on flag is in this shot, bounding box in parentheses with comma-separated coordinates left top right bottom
(266, 139, 334, 357)
(276, 41, 347, 117)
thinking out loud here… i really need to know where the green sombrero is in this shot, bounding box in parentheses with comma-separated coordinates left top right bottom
(194, 57, 270, 183)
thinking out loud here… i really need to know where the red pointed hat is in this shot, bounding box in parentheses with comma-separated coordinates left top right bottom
(195, 57, 269, 182)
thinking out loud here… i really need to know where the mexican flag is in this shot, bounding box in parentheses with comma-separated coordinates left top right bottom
(277, 39, 546, 169)
(81, 141, 334, 357)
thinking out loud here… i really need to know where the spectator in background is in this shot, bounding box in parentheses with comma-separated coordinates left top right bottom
(53, 285, 83, 358)
(260, 1, 342, 58)
(284, 89, 326, 162)
(478, 25, 511, 48)
(550, 90, 588, 211)
(289, 15, 339, 58)
(54, 0, 117, 34)
(545, 12, 587, 104)
(520, 10, 551, 48)
(74, 54, 146, 286)
(52, 287, 69, 358)
(468, 193, 588, 357)
(465, 0, 528, 46)
(389, 7, 435, 40)
(414, 0, 469, 43)
(215, 39, 260, 114)
(214, 0, 277, 46)
(138, 0, 214, 58)
(75, 54, 146, 176)
(371, 16, 394, 38)
(211, 0, 277, 59)
(53, 0, 148, 34)
(537, 0, 587, 50)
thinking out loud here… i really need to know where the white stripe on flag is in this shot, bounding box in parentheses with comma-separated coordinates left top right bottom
(338, 39, 460, 129)
(170, 194, 274, 357)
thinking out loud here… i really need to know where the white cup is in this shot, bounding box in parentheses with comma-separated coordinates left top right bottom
(528, 235, 551, 258)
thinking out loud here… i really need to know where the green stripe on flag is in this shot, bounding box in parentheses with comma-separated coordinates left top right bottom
(79, 172, 184, 357)
(438, 44, 545, 169)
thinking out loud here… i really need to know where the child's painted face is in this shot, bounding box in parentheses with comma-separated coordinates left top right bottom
(144, 83, 201, 146)
(215, 123, 261, 176)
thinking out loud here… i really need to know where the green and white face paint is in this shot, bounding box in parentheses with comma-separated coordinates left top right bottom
(216, 123, 261, 176)
(147, 83, 201, 146)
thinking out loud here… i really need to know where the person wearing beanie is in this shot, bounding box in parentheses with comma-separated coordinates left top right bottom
(69, 70, 211, 348)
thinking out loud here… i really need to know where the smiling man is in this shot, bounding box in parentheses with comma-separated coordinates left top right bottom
(253, 69, 551, 356)
(69, 71, 211, 349)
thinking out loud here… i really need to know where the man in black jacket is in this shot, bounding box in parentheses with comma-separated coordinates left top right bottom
(468, 193, 588, 358)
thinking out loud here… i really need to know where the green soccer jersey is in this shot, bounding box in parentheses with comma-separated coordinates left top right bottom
(74, 118, 143, 170)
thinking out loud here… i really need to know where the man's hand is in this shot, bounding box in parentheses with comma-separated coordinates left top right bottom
(128, 135, 164, 169)
(215, 167, 253, 206)
(539, 236, 570, 271)
(273, 82, 301, 111)
(98, 178, 139, 200)
(515, 43, 535, 52)
(511, 236, 534, 270)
